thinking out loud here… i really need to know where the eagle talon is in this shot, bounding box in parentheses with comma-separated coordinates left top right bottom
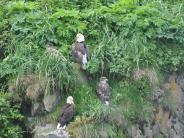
(57, 124, 66, 130)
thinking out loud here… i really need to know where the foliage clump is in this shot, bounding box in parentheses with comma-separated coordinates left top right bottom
(0, 92, 23, 138)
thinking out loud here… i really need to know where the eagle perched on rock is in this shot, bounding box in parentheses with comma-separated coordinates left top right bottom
(71, 33, 89, 69)
(57, 96, 75, 130)
(96, 77, 111, 105)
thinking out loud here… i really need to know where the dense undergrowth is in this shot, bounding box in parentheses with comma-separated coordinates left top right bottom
(0, 92, 23, 138)
(0, 0, 184, 137)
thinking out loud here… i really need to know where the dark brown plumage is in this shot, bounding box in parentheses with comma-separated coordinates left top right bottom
(71, 42, 89, 65)
(57, 96, 75, 129)
(96, 77, 111, 105)
(58, 104, 75, 127)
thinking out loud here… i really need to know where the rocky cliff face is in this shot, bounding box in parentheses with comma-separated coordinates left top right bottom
(131, 69, 184, 138)
(19, 70, 184, 138)
(33, 124, 69, 138)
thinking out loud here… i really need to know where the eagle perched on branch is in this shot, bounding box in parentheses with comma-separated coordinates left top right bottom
(57, 96, 75, 130)
(96, 77, 111, 105)
(71, 33, 89, 69)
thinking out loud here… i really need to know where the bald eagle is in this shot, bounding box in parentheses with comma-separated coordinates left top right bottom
(96, 77, 111, 105)
(71, 33, 89, 69)
(57, 96, 75, 130)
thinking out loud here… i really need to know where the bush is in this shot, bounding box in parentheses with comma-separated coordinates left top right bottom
(87, 0, 184, 77)
(0, 92, 23, 138)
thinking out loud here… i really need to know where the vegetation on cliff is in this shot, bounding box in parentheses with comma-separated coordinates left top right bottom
(0, 0, 184, 137)
(0, 92, 23, 138)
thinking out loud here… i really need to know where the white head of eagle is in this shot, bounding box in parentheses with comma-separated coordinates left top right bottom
(76, 33, 85, 43)
(100, 76, 108, 84)
(66, 96, 74, 104)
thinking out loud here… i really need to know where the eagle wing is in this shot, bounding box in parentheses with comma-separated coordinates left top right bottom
(103, 84, 111, 101)
(96, 83, 103, 96)
(59, 104, 69, 117)
(72, 43, 83, 64)
(72, 42, 86, 55)
(58, 103, 75, 126)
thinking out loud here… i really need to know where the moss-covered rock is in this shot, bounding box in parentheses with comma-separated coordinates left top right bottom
(9, 74, 62, 116)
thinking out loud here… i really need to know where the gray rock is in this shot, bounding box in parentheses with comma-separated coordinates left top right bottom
(158, 111, 171, 137)
(168, 116, 183, 138)
(176, 74, 184, 91)
(31, 102, 46, 116)
(31, 91, 62, 116)
(152, 88, 164, 104)
(143, 123, 152, 138)
(151, 74, 184, 138)
(129, 124, 143, 138)
(31, 92, 61, 116)
(33, 124, 69, 138)
(99, 130, 108, 138)
(168, 74, 177, 83)
(43, 92, 61, 112)
(152, 123, 159, 138)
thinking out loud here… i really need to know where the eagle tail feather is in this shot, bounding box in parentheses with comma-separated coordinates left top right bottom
(57, 123, 62, 130)
(105, 101, 109, 106)
(57, 123, 66, 130)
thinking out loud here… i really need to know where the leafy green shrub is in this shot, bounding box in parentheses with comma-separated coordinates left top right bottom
(0, 92, 23, 138)
(86, 0, 184, 77)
